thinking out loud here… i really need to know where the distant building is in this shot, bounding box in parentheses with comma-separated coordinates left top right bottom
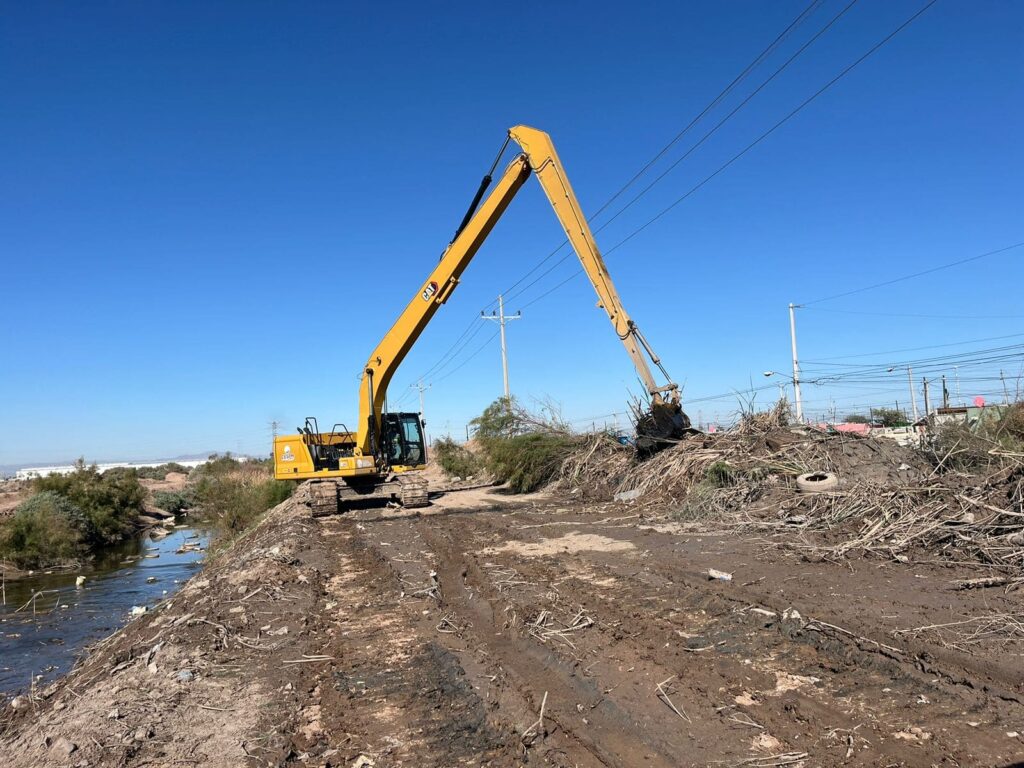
(14, 456, 256, 481)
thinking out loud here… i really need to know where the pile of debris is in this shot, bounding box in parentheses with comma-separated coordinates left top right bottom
(558, 406, 1024, 571)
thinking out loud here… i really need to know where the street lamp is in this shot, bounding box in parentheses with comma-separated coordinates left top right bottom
(763, 371, 789, 403)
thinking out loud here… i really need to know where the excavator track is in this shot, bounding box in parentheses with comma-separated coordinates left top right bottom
(300, 474, 429, 517)
(395, 473, 429, 508)
(304, 480, 339, 518)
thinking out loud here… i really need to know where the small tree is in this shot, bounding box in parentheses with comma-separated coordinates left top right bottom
(34, 459, 145, 545)
(873, 407, 909, 428)
(844, 414, 869, 424)
(0, 492, 90, 567)
(470, 398, 525, 441)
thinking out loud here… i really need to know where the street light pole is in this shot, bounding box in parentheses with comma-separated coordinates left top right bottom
(788, 303, 803, 422)
(907, 366, 919, 423)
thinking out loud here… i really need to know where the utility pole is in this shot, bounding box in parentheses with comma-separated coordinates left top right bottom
(906, 366, 919, 423)
(788, 303, 803, 422)
(410, 380, 430, 445)
(922, 378, 930, 418)
(270, 421, 279, 440)
(1000, 370, 1010, 404)
(482, 294, 521, 402)
(942, 375, 950, 408)
(953, 365, 962, 405)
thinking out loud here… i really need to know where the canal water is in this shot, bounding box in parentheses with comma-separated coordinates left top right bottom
(0, 522, 210, 698)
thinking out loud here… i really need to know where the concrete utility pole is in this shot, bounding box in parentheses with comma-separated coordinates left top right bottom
(410, 380, 430, 445)
(788, 303, 804, 422)
(482, 294, 522, 402)
(1000, 370, 1010, 404)
(922, 378, 931, 418)
(942, 375, 950, 408)
(906, 366, 919, 423)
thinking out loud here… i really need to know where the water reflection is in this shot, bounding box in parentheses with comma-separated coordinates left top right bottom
(0, 521, 210, 697)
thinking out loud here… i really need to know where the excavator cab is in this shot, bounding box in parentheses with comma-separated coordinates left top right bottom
(379, 412, 426, 471)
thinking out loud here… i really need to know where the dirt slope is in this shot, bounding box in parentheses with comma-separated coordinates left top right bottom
(2, 486, 1023, 767)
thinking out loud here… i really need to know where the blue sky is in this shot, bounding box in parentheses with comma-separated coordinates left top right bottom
(2, 1, 1021, 464)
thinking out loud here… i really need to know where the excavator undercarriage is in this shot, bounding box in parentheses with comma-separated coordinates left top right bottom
(303, 474, 430, 517)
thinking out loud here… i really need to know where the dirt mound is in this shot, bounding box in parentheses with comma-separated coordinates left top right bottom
(0, 495, 323, 767)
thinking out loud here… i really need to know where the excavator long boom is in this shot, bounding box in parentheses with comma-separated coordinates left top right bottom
(355, 125, 682, 458)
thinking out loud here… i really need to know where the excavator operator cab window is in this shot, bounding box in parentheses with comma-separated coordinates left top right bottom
(381, 412, 426, 468)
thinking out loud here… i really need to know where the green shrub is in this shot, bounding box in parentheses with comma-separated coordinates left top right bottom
(135, 462, 191, 480)
(873, 408, 909, 428)
(0, 492, 90, 568)
(433, 437, 481, 478)
(152, 489, 194, 514)
(470, 398, 525, 440)
(467, 398, 581, 494)
(191, 468, 293, 535)
(483, 432, 577, 493)
(34, 460, 145, 545)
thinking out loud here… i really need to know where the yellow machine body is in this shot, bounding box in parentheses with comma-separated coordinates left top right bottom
(274, 125, 684, 492)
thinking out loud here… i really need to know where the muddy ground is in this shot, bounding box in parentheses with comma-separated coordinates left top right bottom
(2, 480, 1023, 768)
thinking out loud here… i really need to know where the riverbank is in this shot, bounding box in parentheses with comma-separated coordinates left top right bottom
(0, 520, 210, 698)
(0, 457, 289, 578)
(2, 480, 1024, 766)
(0, 472, 185, 583)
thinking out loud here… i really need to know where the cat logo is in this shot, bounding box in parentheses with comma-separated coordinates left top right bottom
(281, 445, 295, 462)
(421, 281, 438, 301)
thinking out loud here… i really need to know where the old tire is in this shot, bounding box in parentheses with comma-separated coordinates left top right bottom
(796, 471, 838, 493)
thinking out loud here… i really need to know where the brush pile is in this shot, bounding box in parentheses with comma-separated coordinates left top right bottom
(557, 403, 1024, 571)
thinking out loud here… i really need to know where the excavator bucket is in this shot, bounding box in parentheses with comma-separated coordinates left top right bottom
(634, 399, 692, 457)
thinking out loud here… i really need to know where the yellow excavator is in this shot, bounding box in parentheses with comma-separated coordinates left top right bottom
(273, 125, 689, 513)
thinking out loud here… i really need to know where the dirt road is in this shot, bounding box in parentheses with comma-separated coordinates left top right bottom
(2, 486, 1023, 767)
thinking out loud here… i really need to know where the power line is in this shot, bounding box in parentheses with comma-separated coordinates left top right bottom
(415, 315, 486, 381)
(800, 240, 1024, 305)
(591, 0, 861, 237)
(512, 0, 939, 311)
(601, 0, 939, 256)
(802, 331, 1024, 363)
(801, 305, 1024, 320)
(484, 0, 828, 311)
(431, 329, 500, 384)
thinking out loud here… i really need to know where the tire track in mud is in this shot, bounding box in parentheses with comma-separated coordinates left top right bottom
(337, 503, 1024, 767)
(414, 520, 709, 767)
(283, 519, 519, 766)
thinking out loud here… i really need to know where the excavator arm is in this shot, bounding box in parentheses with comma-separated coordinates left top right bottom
(355, 125, 684, 458)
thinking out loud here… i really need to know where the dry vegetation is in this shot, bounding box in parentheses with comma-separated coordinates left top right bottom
(556, 400, 1024, 574)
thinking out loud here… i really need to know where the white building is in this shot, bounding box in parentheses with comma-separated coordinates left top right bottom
(14, 456, 256, 481)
